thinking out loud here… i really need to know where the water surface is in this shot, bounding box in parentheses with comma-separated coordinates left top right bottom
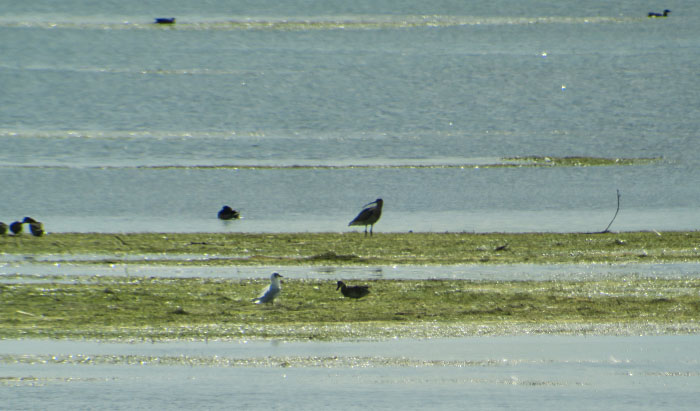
(1, 0, 699, 233)
(3, 261, 700, 282)
(2, 2, 699, 408)
(2, 336, 699, 410)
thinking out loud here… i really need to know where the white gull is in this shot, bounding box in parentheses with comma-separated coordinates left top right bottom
(252, 273, 283, 304)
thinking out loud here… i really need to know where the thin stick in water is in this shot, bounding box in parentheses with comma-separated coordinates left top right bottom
(601, 189, 621, 233)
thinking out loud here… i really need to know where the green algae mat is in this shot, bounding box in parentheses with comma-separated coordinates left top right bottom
(2, 277, 699, 340)
(1, 231, 699, 340)
(2, 231, 699, 265)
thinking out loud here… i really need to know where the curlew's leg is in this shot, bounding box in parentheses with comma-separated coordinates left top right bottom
(370, 224, 374, 236)
(364, 226, 368, 236)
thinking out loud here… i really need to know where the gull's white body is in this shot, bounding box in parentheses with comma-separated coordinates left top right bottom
(253, 273, 283, 304)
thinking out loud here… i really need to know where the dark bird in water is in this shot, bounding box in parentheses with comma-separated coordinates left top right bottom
(252, 273, 283, 304)
(0, 222, 7, 235)
(9, 221, 23, 235)
(155, 17, 176, 24)
(23, 217, 44, 237)
(336, 281, 370, 299)
(648, 10, 671, 17)
(218, 205, 240, 220)
(348, 198, 383, 236)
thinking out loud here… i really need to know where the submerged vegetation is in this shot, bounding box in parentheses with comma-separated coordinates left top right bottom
(501, 156, 660, 167)
(1, 277, 699, 340)
(20, 155, 659, 170)
(1, 231, 698, 266)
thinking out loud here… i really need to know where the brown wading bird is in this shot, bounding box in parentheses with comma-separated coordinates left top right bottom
(23, 217, 44, 237)
(336, 281, 370, 299)
(217, 205, 240, 220)
(348, 198, 383, 236)
(0, 222, 7, 235)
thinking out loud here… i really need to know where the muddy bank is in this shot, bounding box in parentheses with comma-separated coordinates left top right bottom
(2, 277, 699, 340)
(2, 231, 699, 265)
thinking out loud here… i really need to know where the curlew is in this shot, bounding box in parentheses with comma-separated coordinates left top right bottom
(348, 198, 383, 236)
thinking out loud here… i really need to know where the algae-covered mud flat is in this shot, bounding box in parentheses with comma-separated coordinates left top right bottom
(2, 231, 699, 266)
(2, 276, 699, 340)
(2, 231, 699, 341)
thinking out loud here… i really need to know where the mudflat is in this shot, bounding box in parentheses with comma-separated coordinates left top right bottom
(2, 231, 699, 340)
(2, 231, 698, 265)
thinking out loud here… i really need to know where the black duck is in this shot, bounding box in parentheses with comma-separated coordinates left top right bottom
(336, 281, 370, 299)
(218, 205, 240, 220)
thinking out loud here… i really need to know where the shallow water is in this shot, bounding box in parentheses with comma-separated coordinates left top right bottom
(2, 336, 699, 410)
(3, 261, 700, 282)
(1, 0, 699, 233)
(2, 2, 699, 408)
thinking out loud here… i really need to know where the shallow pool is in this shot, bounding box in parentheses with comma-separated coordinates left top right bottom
(3, 261, 700, 282)
(1, 336, 699, 410)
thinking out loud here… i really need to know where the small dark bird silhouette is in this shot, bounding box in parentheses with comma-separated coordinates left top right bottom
(155, 17, 176, 24)
(348, 198, 383, 236)
(21, 217, 44, 236)
(28, 223, 44, 236)
(648, 9, 671, 17)
(0, 222, 7, 235)
(218, 206, 240, 220)
(336, 281, 370, 299)
(9, 221, 23, 235)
